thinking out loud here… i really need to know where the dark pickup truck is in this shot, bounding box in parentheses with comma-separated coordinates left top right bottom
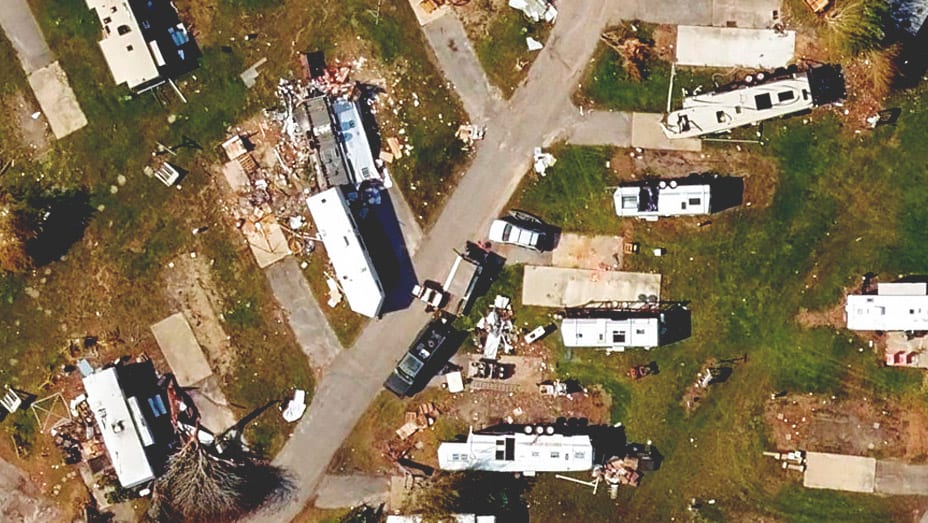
(384, 317, 456, 397)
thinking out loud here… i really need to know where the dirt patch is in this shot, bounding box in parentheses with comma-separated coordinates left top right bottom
(765, 394, 928, 460)
(3, 90, 52, 157)
(161, 253, 235, 376)
(610, 147, 780, 211)
(455, 0, 508, 38)
(796, 301, 846, 329)
(651, 24, 677, 62)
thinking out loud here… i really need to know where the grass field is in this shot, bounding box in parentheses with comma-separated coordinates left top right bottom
(577, 23, 727, 113)
(482, 89, 928, 520)
(474, 9, 551, 98)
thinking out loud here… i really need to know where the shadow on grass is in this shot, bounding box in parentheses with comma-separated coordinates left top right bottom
(25, 189, 94, 267)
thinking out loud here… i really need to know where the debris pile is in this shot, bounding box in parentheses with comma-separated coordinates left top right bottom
(475, 295, 515, 359)
(594, 455, 641, 487)
(533, 147, 557, 176)
(455, 124, 486, 148)
(762, 449, 807, 472)
(509, 0, 558, 23)
(395, 401, 441, 440)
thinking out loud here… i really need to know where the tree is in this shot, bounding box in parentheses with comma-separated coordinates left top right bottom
(0, 193, 36, 273)
(151, 437, 293, 523)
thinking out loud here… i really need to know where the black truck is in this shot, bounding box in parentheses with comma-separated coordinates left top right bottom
(384, 316, 457, 397)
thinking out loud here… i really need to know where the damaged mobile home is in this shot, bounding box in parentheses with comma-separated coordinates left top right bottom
(661, 64, 846, 139)
(86, 0, 199, 91)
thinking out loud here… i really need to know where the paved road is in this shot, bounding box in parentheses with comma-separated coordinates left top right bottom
(421, 12, 502, 122)
(254, 1, 784, 520)
(313, 474, 390, 509)
(0, 0, 53, 74)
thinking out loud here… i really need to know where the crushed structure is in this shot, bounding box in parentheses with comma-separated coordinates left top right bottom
(474, 295, 515, 359)
(86, 0, 199, 91)
(661, 64, 846, 139)
(306, 187, 385, 318)
(845, 282, 928, 331)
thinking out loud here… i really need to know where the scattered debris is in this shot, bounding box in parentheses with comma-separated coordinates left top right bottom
(509, 0, 558, 24)
(282, 389, 307, 422)
(455, 124, 486, 148)
(475, 295, 515, 359)
(533, 147, 557, 176)
(526, 37, 544, 52)
(763, 449, 808, 472)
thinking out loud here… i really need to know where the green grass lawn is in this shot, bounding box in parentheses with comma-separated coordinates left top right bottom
(483, 89, 928, 520)
(474, 9, 551, 98)
(577, 23, 727, 113)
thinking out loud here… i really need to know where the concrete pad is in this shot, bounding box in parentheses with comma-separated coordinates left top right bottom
(875, 460, 928, 495)
(27, 62, 87, 139)
(314, 474, 390, 509)
(242, 213, 290, 269)
(187, 376, 238, 434)
(221, 160, 250, 191)
(631, 113, 701, 152)
(150, 312, 214, 387)
(564, 111, 632, 147)
(407, 0, 451, 26)
(0, 0, 53, 74)
(803, 452, 876, 493)
(522, 265, 661, 308)
(712, 0, 781, 29)
(552, 233, 624, 270)
(676, 26, 795, 68)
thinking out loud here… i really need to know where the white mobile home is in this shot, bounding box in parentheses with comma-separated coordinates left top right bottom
(306, 188, 385, 318)
(662, 64, 845, 139)
(561, 316, 661, 350)
(438, 428, 594, 474)
(83, 368, 156, 488)
(614, 179, 712, 219)
(845, 282, 928, 331)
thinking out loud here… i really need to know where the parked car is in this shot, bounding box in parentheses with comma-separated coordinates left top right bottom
(487, 211, 550, 251)
(384, 317, 456, 397)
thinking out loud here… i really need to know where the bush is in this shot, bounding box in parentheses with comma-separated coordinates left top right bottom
(823, 0, 889, 56)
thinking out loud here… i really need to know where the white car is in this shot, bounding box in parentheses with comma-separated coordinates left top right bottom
(488, 217, 548, 251)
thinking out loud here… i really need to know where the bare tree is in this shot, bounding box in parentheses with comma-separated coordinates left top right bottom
(152, 435, 293, 523)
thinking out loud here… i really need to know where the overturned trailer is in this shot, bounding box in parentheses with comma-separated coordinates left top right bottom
(661, 64, 846, 139)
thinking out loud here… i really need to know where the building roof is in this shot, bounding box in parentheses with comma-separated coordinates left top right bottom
(522, 266, 661, 308)
(86, 0, 199, 90)
(662, 65, 845, 139)
(845, 282, 928, 331)
(561, 316, 660, 349)
(82, 367, 155, 488)
(332, 98, 381, 187)
(438, 429, 594, 473)
(614, 180, 712, 218)
(87, 0, 161, 89)
(306, 188, 384, 318)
